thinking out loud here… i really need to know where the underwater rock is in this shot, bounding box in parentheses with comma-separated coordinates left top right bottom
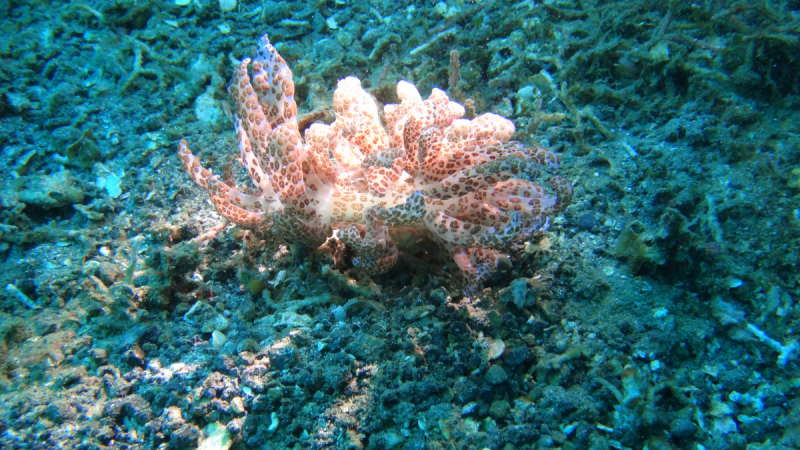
(44, 402, 77, 423)
(171, 424, 202, 449)
(670, 417, 697, 439)
(123, 394, 154, 426)
(266, 341, 297, 370)
(499, 278, 535, 309)
(90, 347, 109, 364)
(486, 339, 506, 361)
(368, 430, 406, 449)
(229, 397, 245, 415)
(211, 330, 226, 350)
(123, 344, 146, 367)
(504, 345, 531, 368)
(50, 126, 82, 155)
(489, 399, 511, 420)
(9, 171, 84, 209)
(485, 364, 508, 385)
(65, 129, 102, 169)
(184, 301, 230, 333)
(577, 213, 598, 231)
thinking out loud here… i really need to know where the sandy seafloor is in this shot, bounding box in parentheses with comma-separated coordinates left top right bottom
(0, 0, 799, 449)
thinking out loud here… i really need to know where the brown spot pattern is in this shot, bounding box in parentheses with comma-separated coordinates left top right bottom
(177, 34, 572, 280)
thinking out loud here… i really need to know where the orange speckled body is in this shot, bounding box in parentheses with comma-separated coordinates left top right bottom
(179, 34, 572, 283)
